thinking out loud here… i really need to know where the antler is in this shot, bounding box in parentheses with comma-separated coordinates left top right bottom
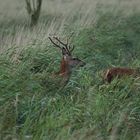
(48, 37, 62, 50)
(66, 32, 75, 53)
(48, 35, 75, 54)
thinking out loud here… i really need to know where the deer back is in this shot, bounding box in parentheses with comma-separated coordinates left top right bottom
(104, 67, 137, 83)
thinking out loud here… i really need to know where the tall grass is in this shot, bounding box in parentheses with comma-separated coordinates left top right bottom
(0, 0, 140, 140)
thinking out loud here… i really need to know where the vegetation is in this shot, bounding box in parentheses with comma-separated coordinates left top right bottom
(0, 0, 140, 140)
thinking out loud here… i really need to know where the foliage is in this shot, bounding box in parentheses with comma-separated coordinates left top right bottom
(0, 1, 140, 140)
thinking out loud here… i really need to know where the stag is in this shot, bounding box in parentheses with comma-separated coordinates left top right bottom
(48, 36, 85, 85)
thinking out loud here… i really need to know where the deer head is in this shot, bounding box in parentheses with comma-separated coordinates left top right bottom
(48, 36, 85, 77)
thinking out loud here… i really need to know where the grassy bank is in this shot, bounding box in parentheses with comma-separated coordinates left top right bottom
(0, 0, 140, 140)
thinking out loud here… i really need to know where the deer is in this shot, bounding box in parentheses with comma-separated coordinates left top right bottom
(48, 36, 86, 86)
(103, 67, 140, 83)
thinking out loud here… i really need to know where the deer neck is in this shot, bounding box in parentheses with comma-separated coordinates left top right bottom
(58, 57, 71, 76)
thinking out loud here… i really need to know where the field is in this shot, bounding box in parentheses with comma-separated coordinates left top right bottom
(0, 0, 140, 140)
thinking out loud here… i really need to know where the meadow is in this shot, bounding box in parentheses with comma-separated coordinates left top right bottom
(0, 0, 140, 139)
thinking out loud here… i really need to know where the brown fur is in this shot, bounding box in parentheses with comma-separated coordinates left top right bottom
(104, 67, 138, 83)
(57, 57, 71, 85)
(59, 57, 70, 76)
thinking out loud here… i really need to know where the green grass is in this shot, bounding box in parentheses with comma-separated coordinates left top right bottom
(0, 0, 140, 140)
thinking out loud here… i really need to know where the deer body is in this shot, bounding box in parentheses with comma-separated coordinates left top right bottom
(104, 67, 138, 83)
